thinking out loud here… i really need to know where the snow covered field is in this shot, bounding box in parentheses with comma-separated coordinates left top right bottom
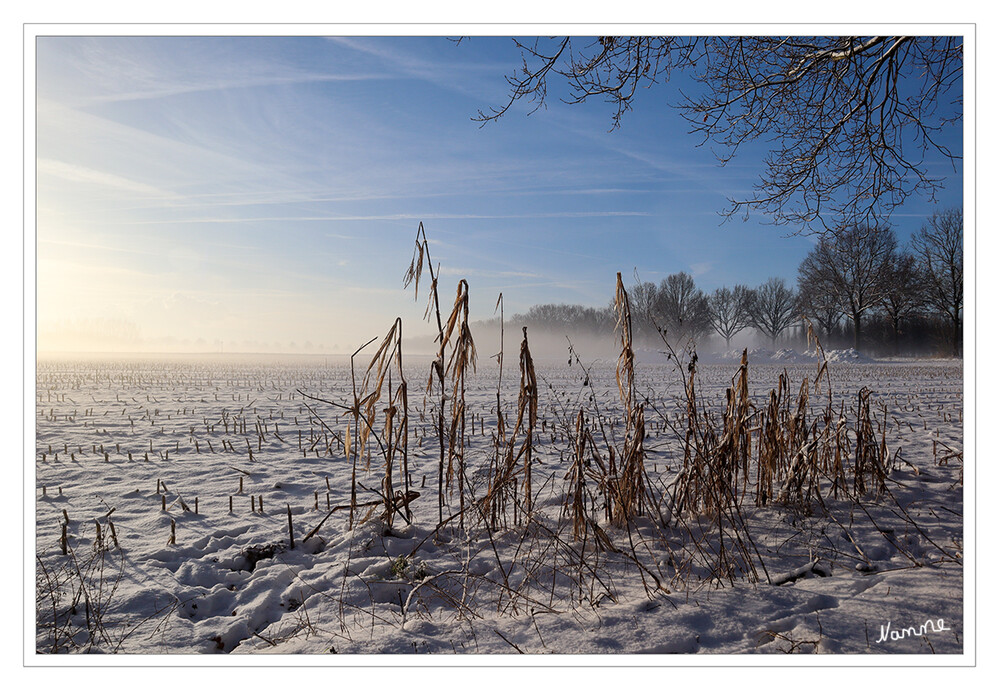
(33, 352, 964, 656)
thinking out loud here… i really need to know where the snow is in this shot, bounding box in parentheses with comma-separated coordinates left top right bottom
(636, 346, 818, 365)
(33, 354, 964, 657)
(820, 348, 878, 364)
(705, 347, 880, 365)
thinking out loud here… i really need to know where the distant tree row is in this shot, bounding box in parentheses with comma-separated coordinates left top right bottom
(625, 273, 800, 351)
(797, 208, 963, 356)
(501, 209, 963, 357)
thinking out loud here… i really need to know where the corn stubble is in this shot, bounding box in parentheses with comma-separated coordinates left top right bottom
(298, 223, 943, 627)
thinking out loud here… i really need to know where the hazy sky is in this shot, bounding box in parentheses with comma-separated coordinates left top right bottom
(34, 35, 964, 354)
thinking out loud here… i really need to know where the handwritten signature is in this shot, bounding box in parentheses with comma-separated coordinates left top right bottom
(876, 619, 951, 644)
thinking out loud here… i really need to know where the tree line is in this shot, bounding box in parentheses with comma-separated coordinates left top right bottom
(502, 209, 963, 357)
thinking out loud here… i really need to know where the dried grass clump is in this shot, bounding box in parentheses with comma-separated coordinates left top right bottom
(608, 273, 649, 527)
(669, 315, 898, 526)
(405, 222, 448, 525)
(755, 373, 821, 510)
(666, 347, 765, 584)
(555, 276, 653, 540)
(443, 280, 477, 525)
(563, 410, 594, 541)
(357, 318, 412, 528)
(298, 319, 415, 532)
(852, 387, 891, 499)
(482, 326, 536, 529)
(405, 223, 478, 528)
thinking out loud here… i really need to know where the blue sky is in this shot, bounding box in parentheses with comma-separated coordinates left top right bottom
(34, 35, 964, 353)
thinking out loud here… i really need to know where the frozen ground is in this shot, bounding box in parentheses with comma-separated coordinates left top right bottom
(33, 353, 964, 656)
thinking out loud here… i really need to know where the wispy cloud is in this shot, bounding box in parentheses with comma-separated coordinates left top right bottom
(114, 211, 651, 225)
(345, 285, 408, 297)
(37, 99, 281, 191)
(479, 279, 606, 295)
(326, 37, 505, 101)
(41, 37, 395, 108)
(690, 262, 714, 277)
(80, 72, 393, 106)
(39, 237, 173, 258)
(439, 267, 541, 280)
(38, 158, 176, 197)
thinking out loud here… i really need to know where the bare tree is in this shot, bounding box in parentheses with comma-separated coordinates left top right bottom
(879, 250, 926, 355)
(708, 285, 753, 349)
(797, 225, 897, 351)
(912, 208, 963, 356)
(657, 272, 711, 346)
(798, 279, 844, 345)
(473, 36, 962, 233)
(625, 280, 661, 343)
(521, 303, 614, 334)
(747, 278, 800, 349)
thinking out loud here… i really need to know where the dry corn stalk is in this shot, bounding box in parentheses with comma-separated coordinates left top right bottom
(853, 388, 890, 498)
(355, 318, 410, 527)
(563, 410, 590, 541)
(482, 326, 536, 527)
(441, 280, 477, 525)
(404, 222, 447, 525)
(608, 273, 648, 526)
